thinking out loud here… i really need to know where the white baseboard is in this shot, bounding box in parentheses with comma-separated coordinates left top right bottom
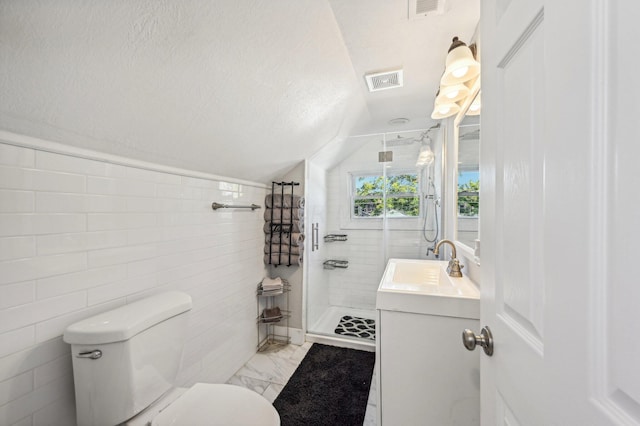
(272, 326, 304, 345)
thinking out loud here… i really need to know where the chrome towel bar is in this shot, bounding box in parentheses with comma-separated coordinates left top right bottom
(211, 202, 261, 211)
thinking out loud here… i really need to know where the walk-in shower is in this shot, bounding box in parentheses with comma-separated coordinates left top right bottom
(304, 127, 444, 347)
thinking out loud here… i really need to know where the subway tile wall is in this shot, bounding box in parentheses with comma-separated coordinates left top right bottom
(0, 141, 267, 425)
(325, 168, 386, 309)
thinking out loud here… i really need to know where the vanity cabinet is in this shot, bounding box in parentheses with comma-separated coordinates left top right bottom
(376, 259, 480, 425)
(377, 310, 480, 425)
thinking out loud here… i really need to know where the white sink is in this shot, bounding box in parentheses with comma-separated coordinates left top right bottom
(376, 258, 480, 318)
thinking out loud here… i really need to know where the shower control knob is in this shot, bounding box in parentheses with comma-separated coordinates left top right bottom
(462, 326, 493, 356)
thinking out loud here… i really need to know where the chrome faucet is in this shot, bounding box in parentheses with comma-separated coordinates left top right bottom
(433, 239, 464, 277)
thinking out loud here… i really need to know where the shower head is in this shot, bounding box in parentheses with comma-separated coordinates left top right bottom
(415, 126, 439, 167)
(416, 145, 435, 167)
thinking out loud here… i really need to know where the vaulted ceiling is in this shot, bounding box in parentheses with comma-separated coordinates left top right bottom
(0, 0, 479, 183)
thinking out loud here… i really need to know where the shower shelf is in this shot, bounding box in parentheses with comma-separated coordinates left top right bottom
(324, 234, 348, 242)
(323, 259, 349, 270)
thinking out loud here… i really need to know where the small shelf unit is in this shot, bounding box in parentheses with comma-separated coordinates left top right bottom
(256, 279, 291, 351)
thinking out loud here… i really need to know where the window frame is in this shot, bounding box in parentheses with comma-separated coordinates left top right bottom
(349, 169, 424, 221)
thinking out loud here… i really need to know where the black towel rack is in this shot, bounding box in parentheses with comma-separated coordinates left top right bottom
(267, 181, 301, 267)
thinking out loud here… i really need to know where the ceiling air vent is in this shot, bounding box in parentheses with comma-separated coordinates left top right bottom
(365, 69, 404, 92)
(409, 0, 446, 19)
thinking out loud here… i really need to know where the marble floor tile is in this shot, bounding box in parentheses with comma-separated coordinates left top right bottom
(226, 374, 271, 395)
(262, 383, 284, 403)
(367, 373, 377, 406)
(233, 352, 298, 385)
(363, 403, 377, 426)
(290, 341, 312, 363)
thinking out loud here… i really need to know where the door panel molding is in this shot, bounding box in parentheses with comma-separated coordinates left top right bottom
(496, 8, 544, 69)
(495, 12, 545, 349)
(592, 1, 640, 422)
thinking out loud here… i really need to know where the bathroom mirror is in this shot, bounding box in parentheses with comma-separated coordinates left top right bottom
(455, 91, 480, 251)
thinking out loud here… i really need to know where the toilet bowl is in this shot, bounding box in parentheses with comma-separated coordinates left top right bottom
(63, 291, 280, 426)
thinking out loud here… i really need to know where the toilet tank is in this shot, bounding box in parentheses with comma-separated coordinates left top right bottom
(63, 291, 192, 426)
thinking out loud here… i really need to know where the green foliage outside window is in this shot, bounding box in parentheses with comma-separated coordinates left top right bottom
(458, 180, 479, 216)
(354, 174, 420, 218)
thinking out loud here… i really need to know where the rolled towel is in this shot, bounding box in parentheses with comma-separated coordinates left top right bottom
(264, 253, 303, 266)
(265, 232, 304, 246)
(263, 207, 304, 223)
(261, 276, 283, 290)
(264, 221, 303, 234)
(265, 194, 305, 209)
(264, 244, 301, 255)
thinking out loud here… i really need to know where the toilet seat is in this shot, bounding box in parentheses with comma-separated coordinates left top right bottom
(146, 383, 280, 426)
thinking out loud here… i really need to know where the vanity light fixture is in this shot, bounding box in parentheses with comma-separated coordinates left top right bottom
(440, 37, 480, 86)
(430, 36, 480, 121)
(435, 83, 470, 104)
(431, 97, 460, 119)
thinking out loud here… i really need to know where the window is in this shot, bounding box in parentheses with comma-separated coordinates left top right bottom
(352, 172, 420, 218)
(457, 170, 479, 217)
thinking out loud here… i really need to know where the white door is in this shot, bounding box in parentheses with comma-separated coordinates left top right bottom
(481, 0, 640, 424)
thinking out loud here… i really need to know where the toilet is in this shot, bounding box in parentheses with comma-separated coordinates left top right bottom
(63, 291, 280, 426)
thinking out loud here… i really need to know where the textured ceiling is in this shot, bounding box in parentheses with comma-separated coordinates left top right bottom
(330, 0, 479, 134)
(0, 0, 479, 183)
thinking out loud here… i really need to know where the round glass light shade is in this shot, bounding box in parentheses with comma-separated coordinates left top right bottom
(441, 45, 480, 86)
(436, 83, 470, 104)
(431, 101, 460, 120)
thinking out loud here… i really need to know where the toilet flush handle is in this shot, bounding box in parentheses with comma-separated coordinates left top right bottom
(77, 349, 102, 360)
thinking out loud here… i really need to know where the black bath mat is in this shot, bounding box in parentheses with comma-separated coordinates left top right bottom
(273, 343, 375, 426)
(334, 315, 376, 341)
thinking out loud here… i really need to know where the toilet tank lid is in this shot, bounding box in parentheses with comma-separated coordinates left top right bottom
(63, 291, 192, 345)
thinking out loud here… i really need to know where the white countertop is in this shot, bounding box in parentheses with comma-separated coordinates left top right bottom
(376, 258, 480, 319)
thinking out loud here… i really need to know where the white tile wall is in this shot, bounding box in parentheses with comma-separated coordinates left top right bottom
(0, 140, 267, 425)
(0, 237, 36, 262)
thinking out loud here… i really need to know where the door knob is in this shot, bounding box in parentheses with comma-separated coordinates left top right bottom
(462, 326, 493, 356)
